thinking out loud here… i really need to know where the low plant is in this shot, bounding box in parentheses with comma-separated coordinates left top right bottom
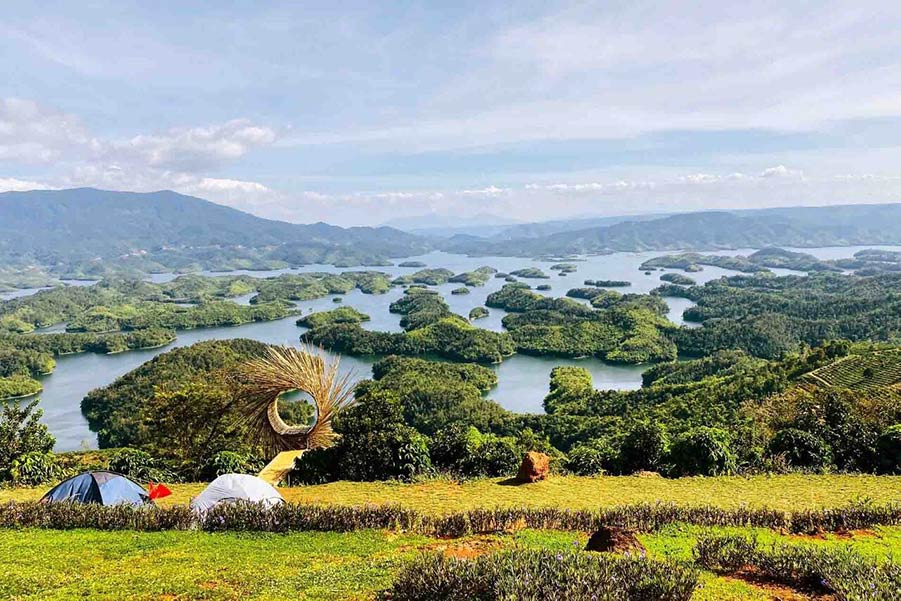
(379, 549, 698, 600)
(694, 533, 901, 600)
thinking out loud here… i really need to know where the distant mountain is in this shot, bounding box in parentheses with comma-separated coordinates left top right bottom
(383, 212, 521, 238)
(488, 213, 675, 241)
(441, 203, 901, 256)
(0, 188, 428, 273)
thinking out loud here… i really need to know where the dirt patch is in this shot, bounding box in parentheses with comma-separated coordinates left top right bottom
(420, 536, 504, 559)
(720, 567, 837, 601)
(787, 528, 880, 542)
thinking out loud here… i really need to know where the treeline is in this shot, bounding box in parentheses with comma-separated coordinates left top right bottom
(301, 289, 514, 364)
(659, 272, 901, 359)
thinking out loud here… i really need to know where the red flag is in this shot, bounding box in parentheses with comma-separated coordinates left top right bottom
(148, 482, 172, 500)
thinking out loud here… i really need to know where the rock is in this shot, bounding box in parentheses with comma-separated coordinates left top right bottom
(585, 526, 646, 554)
(516, 451, 550, 483)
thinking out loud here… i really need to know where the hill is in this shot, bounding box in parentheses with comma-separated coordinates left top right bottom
(0, 188, 428, 273)
(441, 203, 901, 256)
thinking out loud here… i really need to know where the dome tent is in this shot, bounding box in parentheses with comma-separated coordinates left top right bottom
(41, 471, 151, 506)
(190, 473, 284, 513)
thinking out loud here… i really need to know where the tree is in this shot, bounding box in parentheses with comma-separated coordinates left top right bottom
(620, 421, 669, 474)
(668, 427, 736, 476)
(0, 399, 55, 482)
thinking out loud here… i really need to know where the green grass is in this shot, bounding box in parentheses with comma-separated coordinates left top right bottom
(4, 473, 899, 512)
(3, 527, 898, 600)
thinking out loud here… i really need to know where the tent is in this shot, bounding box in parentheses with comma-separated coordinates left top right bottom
(41, 471, 151, 506)
(190, 473, 285, 512)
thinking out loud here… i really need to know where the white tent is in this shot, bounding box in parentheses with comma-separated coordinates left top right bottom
(190, 473, 285, 512)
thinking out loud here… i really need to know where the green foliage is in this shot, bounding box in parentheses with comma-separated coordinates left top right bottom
(0, 374, 42, 400)
(620, 421, 670, 473)
(509, 267, 549, 279)
(448, 266, 497, 287)
(429, 425, 520, 478)
(108, 448, 169, 483)
(694, 533, 901, 600)
(81, 339, 269, 453)
(450, 286, 469, 295)
(303, 315, 515, 364)
(767, 428, 831, 470)
(583, 279, 631, 287)
(296, 306, 370, 328)
(392, 268, 455, 286)
(0, 399, 55, 482)
(9, 451, 61, 486)
(202, 451, 265, 479)
(668, 272, 901, 359)
(380, 549, 698, 601)
(335, 392, 432, 481)
(877, 424, 901, 474)
(659, 272, 696, 286)
(468, 306, 488, 320)
(668, 427, 736, 476)
(564, 439, 618, 475)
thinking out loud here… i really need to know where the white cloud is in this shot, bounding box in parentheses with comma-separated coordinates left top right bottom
(0, 98, 92, 162)
(0, 176, 57, 192)
(109, 120, 277, 171)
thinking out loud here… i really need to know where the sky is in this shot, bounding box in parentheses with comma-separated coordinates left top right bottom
(2, 1, 901, 226)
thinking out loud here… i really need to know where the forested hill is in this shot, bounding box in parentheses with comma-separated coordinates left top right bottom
(0, 188, 428, 272)
(441, 203, 901, 256)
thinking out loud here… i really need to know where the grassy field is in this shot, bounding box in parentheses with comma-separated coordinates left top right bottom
(3, 526, 899, 600)
(3, 473, 899, 511)
(4, 474, 898, 599)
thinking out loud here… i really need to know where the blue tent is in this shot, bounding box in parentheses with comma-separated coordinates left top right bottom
(41, 471, 151, 506)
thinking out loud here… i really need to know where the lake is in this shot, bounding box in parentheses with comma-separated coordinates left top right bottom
(9, 245, 898, 451)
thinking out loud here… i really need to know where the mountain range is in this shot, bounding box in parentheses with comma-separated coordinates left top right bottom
(1, 188, 899, 276)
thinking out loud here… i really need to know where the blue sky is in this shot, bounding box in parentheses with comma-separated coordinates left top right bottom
(3, 1, 901, 225)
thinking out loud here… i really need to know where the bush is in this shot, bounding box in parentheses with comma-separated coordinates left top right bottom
(565, 440, 618, 476)
(694, 533, 901, 600)
(668, 427, 736, 476)
(430, 425, 520, 478)
(9, 451, 61, 486)
(877, 424, 901, 474)
(767, 428, 831, 470)
(620, 421, 669, 474)
(0, 399, 55, 482)
(202, 451, 264, 479)
(291, 447, 340, 484)
(108, 448, 168, 482)
(379, 549, 699, 601)
(336, 393, 432, 481)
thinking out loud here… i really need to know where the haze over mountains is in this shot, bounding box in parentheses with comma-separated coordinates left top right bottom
(1, 188, 900, 277)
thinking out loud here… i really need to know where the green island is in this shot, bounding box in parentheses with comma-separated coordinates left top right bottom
(468, 306, 489, 320)
(640, 247, 842, 274)
(659, 272, 697, 286)
(509, 267, 550, 279)
(447, 266, 497, 286)
(584, 279, 631, 287)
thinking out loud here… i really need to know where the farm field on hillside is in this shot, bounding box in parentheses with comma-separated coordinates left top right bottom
(3, 474, 899, 512)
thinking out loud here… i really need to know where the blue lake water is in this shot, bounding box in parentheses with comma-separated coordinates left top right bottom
(4, 245, 897, 451)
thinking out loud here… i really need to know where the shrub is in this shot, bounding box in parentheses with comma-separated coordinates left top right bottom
(767, 428, 831, 470)
(668, 427, 736, 476)
(336, 393, 432, 481)
(0, 399, 55, 482)
(620, 421, 669, 474)
(694, 533, 901, 600)
(379, 549, 699, 601)
(108, 448, 168, 482)
(202, 451, 264, 479)
(877, 424, 901, 474)
(430, 425, 519, 478)
(565, 440, 618, 476)
(9, 451, 61, 486)
(291, 447, 340, 484)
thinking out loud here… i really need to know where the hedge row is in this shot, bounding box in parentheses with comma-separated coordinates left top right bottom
(380, 549, 698, 600)
(2, 501, 899, 536)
